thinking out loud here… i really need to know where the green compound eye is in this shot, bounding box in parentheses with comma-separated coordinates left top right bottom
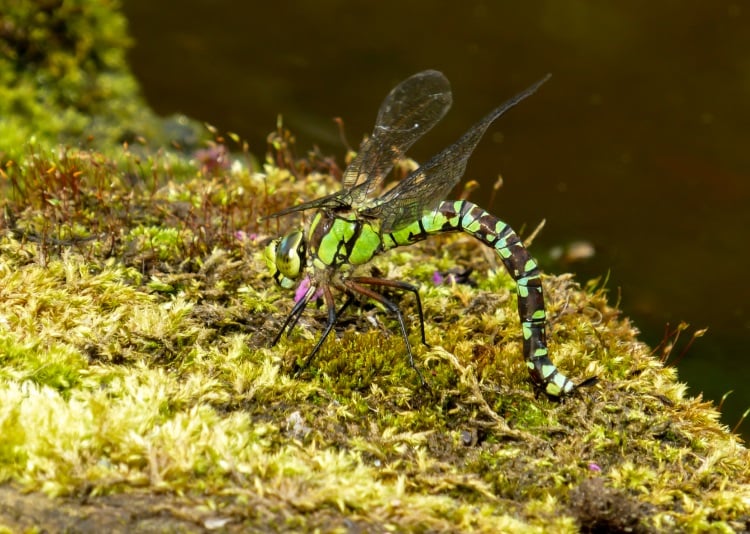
(275, 230, 305, 279)
(263, 238, 281, 274)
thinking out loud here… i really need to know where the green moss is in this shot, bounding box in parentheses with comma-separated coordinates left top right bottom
(0, 0, 204, 162)
(0, 2, 749, 530)
(1, 144, 749, 531)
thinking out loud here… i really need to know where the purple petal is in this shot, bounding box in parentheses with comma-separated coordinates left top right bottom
(294, 277, 311, 303)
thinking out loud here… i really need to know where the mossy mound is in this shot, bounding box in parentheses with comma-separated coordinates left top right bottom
(0, 145, 748, 532)
(1, 1, 749, 531)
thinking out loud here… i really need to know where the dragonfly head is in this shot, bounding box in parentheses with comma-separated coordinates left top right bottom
(264, 230, 306, 289)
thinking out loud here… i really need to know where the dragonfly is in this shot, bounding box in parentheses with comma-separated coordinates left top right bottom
(263, 70, 576, 397)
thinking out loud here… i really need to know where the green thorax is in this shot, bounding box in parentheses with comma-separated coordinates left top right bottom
(306, 201, 475, 271)
(306, 210, 383, 269)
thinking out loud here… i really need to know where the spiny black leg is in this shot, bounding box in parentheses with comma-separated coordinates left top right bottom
(336, 294, 355, 317)
(342, 279, 427, 386)
(272, 291, 313, 346)
(295, 284, 338, 372)
(350, 276, 429, 347)
(285, 290, 353, 338)
(285, 298, 310, 336)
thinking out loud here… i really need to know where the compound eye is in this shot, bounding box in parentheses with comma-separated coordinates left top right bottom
(263, 238, 281, 274)
(276, 230, 305, 279)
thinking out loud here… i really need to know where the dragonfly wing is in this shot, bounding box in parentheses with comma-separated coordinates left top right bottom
(367, 74, 552, 233)
(342, 70, 452, 203)
(260, 191, 349, 220)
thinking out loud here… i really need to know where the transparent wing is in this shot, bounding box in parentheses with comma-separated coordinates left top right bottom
(262, 70, 452, 220)
(260, 191, 348, 220)
(364, 74, 551, 233)
(342, 70, 452, 204)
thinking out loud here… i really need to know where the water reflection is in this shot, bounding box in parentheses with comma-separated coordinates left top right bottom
(123, 1, 750, 438)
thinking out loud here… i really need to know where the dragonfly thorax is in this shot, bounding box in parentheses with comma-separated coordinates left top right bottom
(264, 229, 306, 289)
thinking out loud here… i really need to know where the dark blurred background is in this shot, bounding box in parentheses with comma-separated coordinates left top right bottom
(122, 1, 750, 439)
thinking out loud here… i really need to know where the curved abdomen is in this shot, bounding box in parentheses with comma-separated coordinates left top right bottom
(384, 200, 573, 396)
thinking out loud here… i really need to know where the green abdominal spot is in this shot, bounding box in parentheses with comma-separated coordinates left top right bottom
(390, 221, 422, 245)
(522, 324, 532, 340)
(461, 213, 482, 233)
(422, 211, 450, 231)
(497, 247, 512, 259)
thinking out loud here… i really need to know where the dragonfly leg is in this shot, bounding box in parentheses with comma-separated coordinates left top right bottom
(341, 278, 427, 386)
(300, 292, 356, 367)
(336, 294, 356, 317)
(271, 290, 313, 346)
(294, 285, 339, 372)
(277, 289, 354, 348)
(349, 276, 429, 347)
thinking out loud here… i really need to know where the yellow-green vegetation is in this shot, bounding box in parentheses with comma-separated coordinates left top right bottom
(0, 142, 749, 532)
(0, 0, 204, 162)
(2, 1, 749, 531)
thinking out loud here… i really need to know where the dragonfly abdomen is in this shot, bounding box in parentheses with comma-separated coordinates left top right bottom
(385, 200, 574, 396)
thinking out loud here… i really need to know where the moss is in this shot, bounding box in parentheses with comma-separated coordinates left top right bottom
(0, 2, 749, 531)
(0, 0, 204, 162)
(0, 145, 749, 532)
